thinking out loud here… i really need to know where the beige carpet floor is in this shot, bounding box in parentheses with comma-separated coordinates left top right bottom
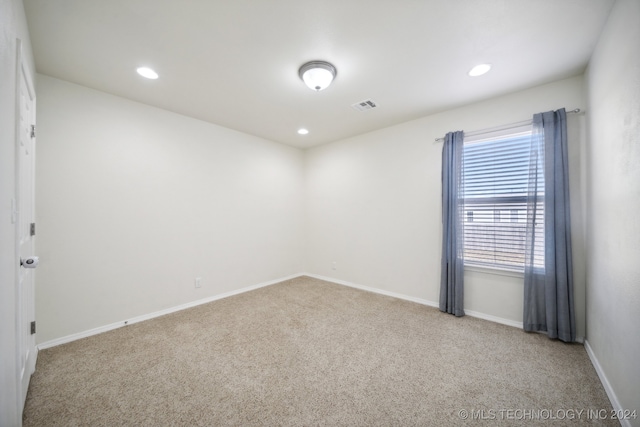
(23, 276, 616, 426)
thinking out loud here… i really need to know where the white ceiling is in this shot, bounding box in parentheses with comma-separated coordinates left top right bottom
(24, 0, 614, 148)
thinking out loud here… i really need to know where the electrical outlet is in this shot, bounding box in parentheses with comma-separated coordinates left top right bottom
(332, 261, 337, 270)
(195, 277, 202, 288)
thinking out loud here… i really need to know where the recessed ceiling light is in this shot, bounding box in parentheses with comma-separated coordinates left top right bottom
(468, 64, 491, 77)
(297, 128, 309, 135)
(136, 67, 159, 79)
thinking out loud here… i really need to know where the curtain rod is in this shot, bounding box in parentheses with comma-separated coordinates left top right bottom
(434, 108, 581, 142)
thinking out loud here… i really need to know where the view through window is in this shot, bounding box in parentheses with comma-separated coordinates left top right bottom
(462, 129, 544, 271)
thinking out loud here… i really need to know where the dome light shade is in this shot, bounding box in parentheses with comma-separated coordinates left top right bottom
(299, 61, 337, 91)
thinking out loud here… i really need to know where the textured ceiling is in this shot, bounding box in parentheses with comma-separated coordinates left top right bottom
(24, 0, 614, 148)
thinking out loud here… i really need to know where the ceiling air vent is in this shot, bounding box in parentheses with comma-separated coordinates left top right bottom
(351, 99, 377, 112)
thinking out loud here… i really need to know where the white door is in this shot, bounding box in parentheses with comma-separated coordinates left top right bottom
(16, 55, 37, 413)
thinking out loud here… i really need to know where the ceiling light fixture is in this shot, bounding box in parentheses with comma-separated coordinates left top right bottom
(297, 128, 309, 135)
(137, 67, 159, 79)
(299, 61, 337, 91)
(468, 64, 491, 77)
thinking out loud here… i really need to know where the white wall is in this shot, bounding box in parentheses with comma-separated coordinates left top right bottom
(1, 0, 35, 424)
(585, 0, 640, 422)
(35, 75, 305, 344)
(305, 76, 587, 337)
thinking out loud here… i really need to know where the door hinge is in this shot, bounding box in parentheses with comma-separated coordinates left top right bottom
(30, 321, 36, 335)
(30, 223, 36, 236)
(30, 125, 36, 138)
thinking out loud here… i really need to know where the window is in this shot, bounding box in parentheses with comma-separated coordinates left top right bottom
(462, 128, 544, 272)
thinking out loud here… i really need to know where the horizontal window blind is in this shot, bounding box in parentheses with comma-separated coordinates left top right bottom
(462, 131, 544, 271)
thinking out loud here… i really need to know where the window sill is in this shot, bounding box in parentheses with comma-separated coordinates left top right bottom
(464, 264, 524, 279)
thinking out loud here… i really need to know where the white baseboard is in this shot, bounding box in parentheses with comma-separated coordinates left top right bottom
(37, 273, 305, 350)
(305, 273, 589, 343)
(37, 272, 584, 351)
(304, 272, 439, 308)
(584, 340, 630, 427)
(464, 309, 523, 329)
(304, 273, 526, 330)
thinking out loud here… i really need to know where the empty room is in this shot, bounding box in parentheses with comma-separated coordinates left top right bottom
(1, 0, 639, 425)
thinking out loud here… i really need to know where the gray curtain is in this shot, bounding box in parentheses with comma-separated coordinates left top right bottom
(523, 108, 575, 342)
(440, 131, 465, 317)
